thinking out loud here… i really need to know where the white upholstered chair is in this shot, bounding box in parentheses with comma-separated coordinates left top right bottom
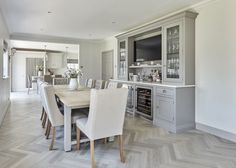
(39, 82, 48, 128)
(86, 79, 95, 88)
(42, 85, 87, 150)
(76, 88, 128, 168)
(94, 80, 105, 89)
(107, 81, 119, 89)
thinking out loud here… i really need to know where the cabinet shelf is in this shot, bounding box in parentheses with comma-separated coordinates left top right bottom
(129, 65, 162, 69)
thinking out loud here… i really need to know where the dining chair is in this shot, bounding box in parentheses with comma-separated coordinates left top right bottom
(53, 78, 69, 85)
(107, 81, 119, 89)
(42, 85, 87, 150)
(94, 80, 105, 89)
(27, 75, 37, 94)
(86, 79, 95, 88)
(44, 75, 53, 85)
(104, 81, 109, 89)
(76, 88, 128, 168)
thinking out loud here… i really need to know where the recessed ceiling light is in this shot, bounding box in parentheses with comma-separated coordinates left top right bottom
(40, 28, 44, 31)
(48, 11, 52, 14)
(112, 21, 116, 24)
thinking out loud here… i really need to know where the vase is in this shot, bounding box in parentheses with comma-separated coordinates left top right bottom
(69, 78, 78, 90)
(38, 71, 43, 76)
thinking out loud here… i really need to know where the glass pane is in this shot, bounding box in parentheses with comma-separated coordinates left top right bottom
(119, 41, 127, 78)
(166, 25, 180, 79)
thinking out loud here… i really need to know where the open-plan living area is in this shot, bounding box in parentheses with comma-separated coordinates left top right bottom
(0, 0, 236, 167)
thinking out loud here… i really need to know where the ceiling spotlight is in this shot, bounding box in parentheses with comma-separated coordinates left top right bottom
(48, 11, 52, 14)
(112, 21, 116, 24)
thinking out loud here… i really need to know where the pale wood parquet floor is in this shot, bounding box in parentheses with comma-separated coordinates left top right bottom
(0, 92, 236, 168)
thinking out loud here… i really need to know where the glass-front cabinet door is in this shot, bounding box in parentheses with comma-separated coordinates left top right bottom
(163, 22, 183, 83)
(118, 39, 128, 80)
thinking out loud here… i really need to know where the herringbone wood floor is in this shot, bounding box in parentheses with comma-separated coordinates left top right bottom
(0, 92, 236, 168)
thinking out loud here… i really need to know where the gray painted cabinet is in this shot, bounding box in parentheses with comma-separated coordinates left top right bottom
(153, 86, 195, 133)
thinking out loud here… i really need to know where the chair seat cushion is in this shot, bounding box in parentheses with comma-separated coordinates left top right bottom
(76, 117, 88, 134)
(72, 112, 87, 124)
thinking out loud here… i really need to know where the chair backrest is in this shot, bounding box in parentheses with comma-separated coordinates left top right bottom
(39, 82, 48, 111)
(85, 88, 128, 140)
(86, 79, 94, 88)
(53, 78, 69, 85)
(44, 75, 53, 84)
(94, 80, 105, 89)
(42, 85, 64, 127)
(107, 81, 119, 89)
(104, 81, 109, 89)
(122, 84, 128, 88)
(54, 74, 63, 78)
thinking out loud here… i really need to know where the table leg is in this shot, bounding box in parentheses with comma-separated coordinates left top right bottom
(64, 106, 72, 152)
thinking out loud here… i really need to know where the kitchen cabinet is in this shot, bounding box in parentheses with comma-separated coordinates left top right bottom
(126, 84, 135, 115)
(118, 39, 128, 80)
(47, 53, 64, 69)
(153, 86, 195, 133)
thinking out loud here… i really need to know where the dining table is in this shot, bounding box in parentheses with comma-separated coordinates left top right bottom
(53, 85, 90, 152)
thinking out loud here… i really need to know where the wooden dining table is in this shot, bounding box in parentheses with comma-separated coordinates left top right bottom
(53, 85, 90, 152)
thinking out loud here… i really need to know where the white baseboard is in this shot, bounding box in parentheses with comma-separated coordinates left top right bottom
(0, 100, 10, 126)
(196, 122, 236, 143)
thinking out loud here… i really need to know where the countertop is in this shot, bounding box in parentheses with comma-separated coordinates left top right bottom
(110, 79, 195, 88)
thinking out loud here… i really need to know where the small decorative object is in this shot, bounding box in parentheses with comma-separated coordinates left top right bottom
(137, 62, 141, 66)
(65, 68, 83, 90)
(36, 65, 43, 76)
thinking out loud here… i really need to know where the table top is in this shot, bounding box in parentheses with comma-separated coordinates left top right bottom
(54, 85, 90, 109)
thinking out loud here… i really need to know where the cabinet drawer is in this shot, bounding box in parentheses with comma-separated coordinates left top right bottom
(156, 87, 174, 97)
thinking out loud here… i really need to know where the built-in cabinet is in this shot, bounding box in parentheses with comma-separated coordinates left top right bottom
(118, 39, 128, 80)
(153, 86, 195, 133)
(114, 11, 197, 133)
(163, 22, 183, 83)
(116, 11, 197, 85)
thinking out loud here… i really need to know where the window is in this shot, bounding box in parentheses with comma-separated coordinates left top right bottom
(2, 40, 9, 79)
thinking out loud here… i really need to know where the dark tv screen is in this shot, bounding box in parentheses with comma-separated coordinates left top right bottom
(134, 35, 162, 62)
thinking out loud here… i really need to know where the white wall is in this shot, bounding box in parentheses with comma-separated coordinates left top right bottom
(79, 41, 101, 84)
(11, 52, 45, 92)
(99, 37, 118, 79)
(0, 11, 10, 125)
(196, 0, 236, 134)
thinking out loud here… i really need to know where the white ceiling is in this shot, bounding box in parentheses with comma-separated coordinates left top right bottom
(0, 0, 205, 40)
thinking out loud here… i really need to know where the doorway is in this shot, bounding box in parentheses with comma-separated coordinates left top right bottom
(101, 50, 114, 80)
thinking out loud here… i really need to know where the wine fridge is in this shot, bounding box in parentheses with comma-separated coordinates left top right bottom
(135, 86, 153, 120)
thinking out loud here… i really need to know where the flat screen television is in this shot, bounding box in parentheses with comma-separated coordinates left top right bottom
(134, 35, 162, 62)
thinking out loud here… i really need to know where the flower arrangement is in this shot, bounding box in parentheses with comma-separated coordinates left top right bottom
(36, 65, 43, 71)
(65, 68, 83, 78)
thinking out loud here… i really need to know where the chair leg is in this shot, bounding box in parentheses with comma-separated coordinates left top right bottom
(45, 119, 49, 136)
(40, 107, 45, 120)
(42, 113, 47, 128)
(103, 138, 107, 144)
(90, 140, 96, 168)
(46, 120, 51, 139)
(49, 127, 56, 150)
(76, 127, 80, 150)
(119, 135, 125, 163)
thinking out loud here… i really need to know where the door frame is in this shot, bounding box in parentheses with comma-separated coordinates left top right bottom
(101, 50, 114, 80)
